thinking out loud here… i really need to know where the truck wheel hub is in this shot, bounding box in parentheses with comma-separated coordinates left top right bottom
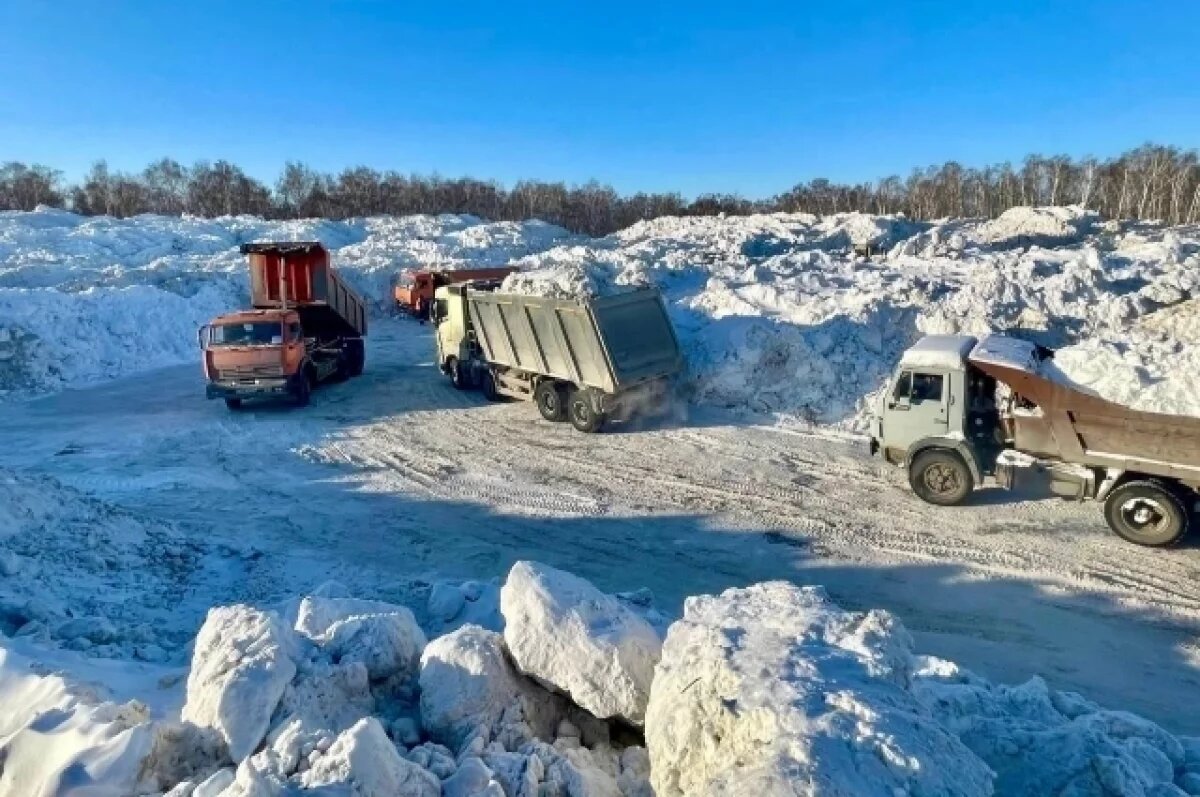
(924, 463, 960, 493)
(1122, 498, 1164, 528)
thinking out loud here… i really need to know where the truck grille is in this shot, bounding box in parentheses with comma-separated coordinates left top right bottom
(217, 364, 284, 380)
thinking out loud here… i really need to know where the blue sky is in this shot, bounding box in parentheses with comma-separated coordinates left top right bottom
(1, 1, 1197, 198)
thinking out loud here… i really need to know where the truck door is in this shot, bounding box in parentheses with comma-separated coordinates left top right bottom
(883, 369, 950, 458)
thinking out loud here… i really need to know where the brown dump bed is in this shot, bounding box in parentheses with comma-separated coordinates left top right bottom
(969, 336, 1200, 482)
(242, 242, 367, 338)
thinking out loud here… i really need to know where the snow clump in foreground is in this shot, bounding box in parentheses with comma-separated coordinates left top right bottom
(644, 581, 994, 796)
(6, 559, 1200, 794)
(501, 561, 662, 726)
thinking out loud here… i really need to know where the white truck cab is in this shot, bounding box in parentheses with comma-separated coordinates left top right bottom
(870, 335, 1003, 505)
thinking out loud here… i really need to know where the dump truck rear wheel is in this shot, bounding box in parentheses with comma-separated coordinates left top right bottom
(346, 339, 365, 377)
(448, 358, 472, 390)
(224, 398, 243, 410)
(1103, 480, 1189, 547)
(536, 381, 567, 422)
(909, 450, 973, 506)
(480, 368, 501, 402)
(568, 387, 606, 433)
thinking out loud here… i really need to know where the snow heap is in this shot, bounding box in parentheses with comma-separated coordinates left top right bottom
(645, 581, 994, 796)
(501, 561, 662, 726)
(6, 560, 1200, 795)
(4, 205, 1200, 420)
(0, 466, 243, 661)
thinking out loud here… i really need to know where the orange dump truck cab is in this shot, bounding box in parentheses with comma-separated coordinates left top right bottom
(200, 242, 367, 409)
(393, 266, 519, 318)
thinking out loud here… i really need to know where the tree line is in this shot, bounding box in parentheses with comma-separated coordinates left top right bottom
(2, 144, 1198, 236)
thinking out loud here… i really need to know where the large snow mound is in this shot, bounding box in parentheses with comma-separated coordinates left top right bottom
(500, 561, 662, 726)
(644, 581, 994, 796)
(8, 565, 1200, 795)
(4, 206, 1200, 420)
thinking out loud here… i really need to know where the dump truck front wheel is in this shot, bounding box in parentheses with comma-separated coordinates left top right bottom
(224, 398, 243, 411)
(1103, 480, 1189, 547)
(294, 372, 312, 407)
(568, 387, 606, 433)
(536, 381, 567, 422)
(909, 450, 974, 506)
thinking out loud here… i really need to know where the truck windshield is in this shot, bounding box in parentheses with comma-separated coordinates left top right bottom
(210, 322, 283, 347)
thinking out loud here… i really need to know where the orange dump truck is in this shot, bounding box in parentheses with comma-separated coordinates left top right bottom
(199, 242, 367, 409)
(393, 267, 518, 318)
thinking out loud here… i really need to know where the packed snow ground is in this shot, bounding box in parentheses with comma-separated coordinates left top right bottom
(4, 207, 1200, 793)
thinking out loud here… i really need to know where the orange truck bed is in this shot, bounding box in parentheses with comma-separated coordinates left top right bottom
(243, 242, 367, 339)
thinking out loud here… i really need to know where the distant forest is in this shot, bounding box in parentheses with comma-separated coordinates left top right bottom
(1, 144, 1198, 236)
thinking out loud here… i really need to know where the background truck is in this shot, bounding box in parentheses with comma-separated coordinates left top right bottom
(432, 284, 684, 432)
(870, 334, 1200, 546)
(393, 267, 518, 318)
(199, 242, 367, 410)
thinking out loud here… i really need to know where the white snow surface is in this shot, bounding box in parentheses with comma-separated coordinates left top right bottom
(182, 605, 298, 762)
(3, 206, 1199, 420)
(644, 581, 994, 796)
(8, 560, 1200, 794)
(501, 561, 662, 726)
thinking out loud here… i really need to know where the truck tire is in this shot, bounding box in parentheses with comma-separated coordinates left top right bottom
(1103, 480, 1189, 547)
(535, 380, 567, 422)
(480, 368, 501, 402)
(293, 373, 312, 407)
(909, 450, 974, 506)
(567, 387, 606, 433)
(448, 357, 472, 391)
(346, 339, 365, 377)
(224, 398, 243, 411)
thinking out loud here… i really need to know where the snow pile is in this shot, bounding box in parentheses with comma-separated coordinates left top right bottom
(977, 205, 1098, 247)
(0, 208, 571, 394)
(501, 561, 662, 726)
(0, 467, 242, 660)
(5, 205, 1200, 420)
(913, 658, 1197, 796)
(644, 581, 994, 796)
(9, 560, 1200, 794)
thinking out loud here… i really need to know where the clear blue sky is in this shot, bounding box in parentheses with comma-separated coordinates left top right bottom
(1, 1, 1197, 198)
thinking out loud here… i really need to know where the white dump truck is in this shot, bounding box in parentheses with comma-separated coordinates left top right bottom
(432, 284, 684, 432)
(870, 334, 1200, 547)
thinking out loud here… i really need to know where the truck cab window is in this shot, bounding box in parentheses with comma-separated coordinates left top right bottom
(911, 373, 944, 404)
(434, 299, 448, 322)
(893, 371, 912, 400)
(289, 322, 302, 342)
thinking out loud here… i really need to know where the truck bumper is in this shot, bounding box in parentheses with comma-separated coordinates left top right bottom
(206, 375, 297, 400)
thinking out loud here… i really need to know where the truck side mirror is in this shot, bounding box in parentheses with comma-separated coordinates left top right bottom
(197, 325, 209, 349)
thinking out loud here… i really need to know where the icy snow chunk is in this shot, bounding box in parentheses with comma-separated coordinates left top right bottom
(500, 561, 662, 726)
(914, 666, 1186, 797)
(419, 624, 562, 753)
(324, 612, 427, 682)
(644, 581, 993, 797)
(193, 767, 235, 797)
(442, 756, 503, 797)
(182, 605, 298, 762)
(295, 595, 412, 640)
(428, 581, 467, 623)
(301, 717, 440, 796)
